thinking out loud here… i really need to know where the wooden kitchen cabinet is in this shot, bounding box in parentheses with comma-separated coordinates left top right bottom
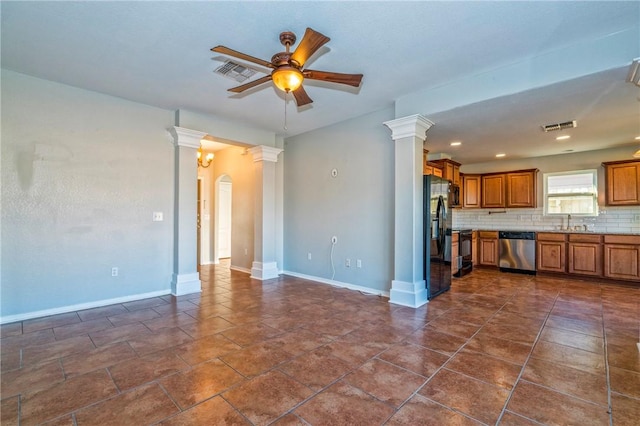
(481, 174, 506, 208)
(603, 160, 640, 206)
(568, 234, 602, 277)
(472, 231, 478, 265)
(431, 159, 461, 185)
(603, 235, 640, 281)
(506, 169, 538, 208)
(537, 233, 566, 273)
(463, 174, 482, 208)
(478, 231, 499, 267)
(451, 232, 459, 276)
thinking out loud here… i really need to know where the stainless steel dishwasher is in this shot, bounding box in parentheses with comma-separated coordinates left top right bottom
(498, 231, 536, 274)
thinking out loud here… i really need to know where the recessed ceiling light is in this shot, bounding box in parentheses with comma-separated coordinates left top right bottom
(496, 153, 506, 158)
(556, 135, 571, 141)
(450, 141, 462, 146)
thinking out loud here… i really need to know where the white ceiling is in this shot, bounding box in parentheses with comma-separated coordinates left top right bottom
(2, 1, 639, 164)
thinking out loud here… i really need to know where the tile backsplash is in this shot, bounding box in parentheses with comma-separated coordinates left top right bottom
(453, 206, 640, 234)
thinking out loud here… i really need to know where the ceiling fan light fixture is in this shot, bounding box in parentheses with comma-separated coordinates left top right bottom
(272, 66, 303, 93)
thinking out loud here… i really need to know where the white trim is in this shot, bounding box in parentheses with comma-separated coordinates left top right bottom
(282, 270, 390, 298)
(250, 261, 280, 280)
(170, 126, 207, 148)
(0, 290, 171, 324)
(383, 115, 434, 141)
(229, 265, 252, 274)
(389, 279, 428, 308)
(248, 145, 283, 163)
(171, 272, 201, 296)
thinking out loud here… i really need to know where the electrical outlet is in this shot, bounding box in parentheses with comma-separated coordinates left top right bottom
(634, 214, 640, 222)
(356, 259, 362, 268)
(345, 258, 351, 267)
(244, 248, 248, 255)
(307, 252, 312, 260)
(111, 267, 118, 277)
(152, 212, 163, 222)
(331, 236, 337, 244)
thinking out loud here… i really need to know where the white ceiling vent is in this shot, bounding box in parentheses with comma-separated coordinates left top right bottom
(541, 120, 577, 132)
(214, 61, 257, 82)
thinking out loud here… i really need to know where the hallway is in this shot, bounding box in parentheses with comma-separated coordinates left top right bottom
(1, 266, 638, 425)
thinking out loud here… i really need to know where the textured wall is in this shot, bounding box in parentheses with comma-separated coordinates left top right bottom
(283, 107, 395, 292)
(1, 70, 175, 318)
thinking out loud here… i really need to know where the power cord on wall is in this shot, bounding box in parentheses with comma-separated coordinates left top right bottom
(330, 238, 336, 280)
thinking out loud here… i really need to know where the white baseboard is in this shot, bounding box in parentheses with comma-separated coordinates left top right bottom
(281, 270, 390, 298)
(0, 289, 171, 324)
(229, 265, 251, 274)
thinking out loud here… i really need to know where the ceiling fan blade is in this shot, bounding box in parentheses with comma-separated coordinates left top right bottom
(303, 69, 363, 87)
(292, 85, 313, 106)
(291, 28, 330, 67)
(211, 45, 274, 69)
(228, 75, 272, 93)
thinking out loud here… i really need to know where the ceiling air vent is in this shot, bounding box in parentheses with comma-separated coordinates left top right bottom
(214, 61, 256, 82)
(541, 120, 577, 132)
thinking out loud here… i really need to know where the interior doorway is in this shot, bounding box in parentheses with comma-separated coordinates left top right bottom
(197, 177, 202, 271)
(216, 175, 232, 262)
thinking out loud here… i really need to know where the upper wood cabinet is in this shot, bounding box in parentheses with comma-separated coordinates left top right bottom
(481, 174, 506, 208)
(602, 160, 640, 206)
(431, 159, 461, 185)
(462, 169, 538, 209)
(462, 174, 481, 208)
(506, 170, 538, 208)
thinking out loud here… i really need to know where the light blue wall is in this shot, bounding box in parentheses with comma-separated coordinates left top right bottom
(1, 70, 176, 319)
(283, 107, 395, 292)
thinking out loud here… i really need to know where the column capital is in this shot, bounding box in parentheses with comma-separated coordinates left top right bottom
(170, 126, 207, 148)
(383, 115, 434, 141)
(248, 145, 283, 163)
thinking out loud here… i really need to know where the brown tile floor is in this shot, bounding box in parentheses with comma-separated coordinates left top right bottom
(1, 262, 639, 425)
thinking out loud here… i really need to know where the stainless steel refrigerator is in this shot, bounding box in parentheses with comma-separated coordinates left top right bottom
(424, 175, 453, 299)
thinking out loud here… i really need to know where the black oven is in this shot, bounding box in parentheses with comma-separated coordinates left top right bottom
(454, 229, 473, 277)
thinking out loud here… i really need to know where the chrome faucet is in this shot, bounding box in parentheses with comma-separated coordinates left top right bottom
(567, 214, 571, 231)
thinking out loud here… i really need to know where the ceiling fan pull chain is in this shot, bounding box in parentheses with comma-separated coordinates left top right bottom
(283, 91, 288, 131)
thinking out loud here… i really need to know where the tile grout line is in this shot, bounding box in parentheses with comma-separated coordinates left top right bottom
(493, 276, 561, 425)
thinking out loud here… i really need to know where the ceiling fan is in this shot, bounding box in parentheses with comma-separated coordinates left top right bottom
(211, 28, 363, 106)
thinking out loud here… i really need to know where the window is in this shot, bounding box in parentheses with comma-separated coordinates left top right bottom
(544, 169, 598, 216)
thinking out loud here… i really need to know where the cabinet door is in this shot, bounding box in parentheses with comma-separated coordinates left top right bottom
(604, 244, 640, 280)
(463, 175, 481, 208)
(568, 243, 602, 276)
(472, 232, 478, 265)
(506, 171, 537, 208)
(481, 174, 505, 208)
(451, 234, 459, 275)
(479, 238, 498, 266)
(605, 162, 640, 206)
(453, 166, 461, 186)
(537, 241, 566, 273)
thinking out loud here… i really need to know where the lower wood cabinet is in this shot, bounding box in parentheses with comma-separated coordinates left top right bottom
(535, 233, 638, 284)
(568, 234, 602, 277)
(478, 231, 499, 266)
(604, 235, 640, 281)
(472, 231, 478, 265)
(537, 233, 566, 273)
(452, 232, 459, 276)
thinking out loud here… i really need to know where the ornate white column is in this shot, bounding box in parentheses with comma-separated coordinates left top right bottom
(249, 145, 283, 280)
(169, 126, 207, 295)
(383, 115, 434, 307)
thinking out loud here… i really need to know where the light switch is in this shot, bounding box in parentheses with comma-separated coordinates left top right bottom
(153, 212, 163, 222)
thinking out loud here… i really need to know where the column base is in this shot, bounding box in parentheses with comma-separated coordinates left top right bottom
(250, 261, 280, 280)
(171, 272, 201, 296)
(388, 279, 428, 308)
